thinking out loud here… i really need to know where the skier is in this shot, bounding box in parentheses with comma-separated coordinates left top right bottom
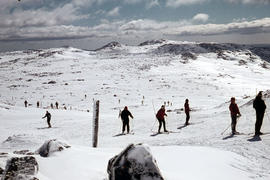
(156, 105, 168, 133)
(253, 91, 267, 135)
(37, 101, 40, 108)
(229, 97, 241, 135)
(42, 111, 52, 128)
(55, 101, 59, 109)
(24, 100, 28, 107)
(50, 103, 53, 109)
(120, 106, 133, 134)
(184, 99, 190, 125)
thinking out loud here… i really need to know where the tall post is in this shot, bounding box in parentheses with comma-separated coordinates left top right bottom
(92, 100, 100, 148)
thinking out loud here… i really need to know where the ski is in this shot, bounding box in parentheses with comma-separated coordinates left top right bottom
(150, 131, 170, 137)
(37, 127, 57, 129)
(113, 132, 134, 137)
(177, 121, 204, 130)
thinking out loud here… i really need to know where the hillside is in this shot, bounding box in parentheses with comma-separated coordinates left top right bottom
(0, 40, 270, 179)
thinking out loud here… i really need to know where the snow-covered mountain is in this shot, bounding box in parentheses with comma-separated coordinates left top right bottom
(0, 40, 270, 180)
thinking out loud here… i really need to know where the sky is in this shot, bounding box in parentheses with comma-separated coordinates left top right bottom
(0, 0, 270, 52)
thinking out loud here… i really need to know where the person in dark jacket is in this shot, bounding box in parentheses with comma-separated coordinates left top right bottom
(184, 99, 190, 125)
(253, 91, 266, 135)
(55, 102, 59, 109)
(120, 106, 133, 134)
(37, 101, 40, 108)
(24, 100, 28, 107)
(229, 97, 241, 135)
(42, 111, 52, 128)
(156, 105, 168, 133)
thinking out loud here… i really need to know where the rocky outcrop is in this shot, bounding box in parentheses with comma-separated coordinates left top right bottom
(36, 139, 71, 157)
(139, 39, 166, 46)
(13, 150, 34, 156)
(95, 42, 122, 51)
(2, 156, 38, 180)
(107, 143, 164, 180)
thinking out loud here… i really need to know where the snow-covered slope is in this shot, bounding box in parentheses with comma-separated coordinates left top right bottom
(0, 40, 270, 179)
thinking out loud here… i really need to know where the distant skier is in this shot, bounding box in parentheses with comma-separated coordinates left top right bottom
(184, 99, 190, 125)
(253, 91, 266, 135)
(229, 97, 241, 135)
(55, 101, 59, 109)
(37, 101, 40, 108)
(156, 105, 168, 133)
(50, 103, 53, 109)
(42, 111, 52, 128)
(24, 100, 28, 108)
(120, 106, 134, 134)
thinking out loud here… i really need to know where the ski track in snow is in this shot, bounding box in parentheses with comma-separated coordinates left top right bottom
(0, 41, 270, 179)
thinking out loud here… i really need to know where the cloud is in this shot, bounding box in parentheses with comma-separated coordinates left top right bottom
(146, 0, 160, 9)
(192, 13, 209, 22)
(107, 6, 121, 16)
(164, 18, 270, 36)
(166, 0, 207, 7)
(2, 17, 269, 44)
(226, 0, 270, 4)
(0, 3, 87, 28)
(123, 0, 160, 8)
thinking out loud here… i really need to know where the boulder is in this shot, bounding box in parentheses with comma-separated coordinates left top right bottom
(2, 156, 38, 180)
(107, 143, 164, 180)
(36, 139, 71, 157)
(13, 150, 34, 155)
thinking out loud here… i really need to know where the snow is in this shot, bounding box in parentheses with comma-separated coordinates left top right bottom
(0, 41, 270, 179)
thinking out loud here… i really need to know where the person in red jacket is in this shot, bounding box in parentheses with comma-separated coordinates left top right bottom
(184, 99, 190, 125)
(156, 105, 168, 133)
(229, 97, 241, 135)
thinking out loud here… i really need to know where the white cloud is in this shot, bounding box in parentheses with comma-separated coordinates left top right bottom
(123, 0, 159, 8)
(192, 13, 209, 22)
(146, 0, 160, 9)
(164, 18, 270, 36)
(107, 7, 121, 16)
(226, 0, 270, 4)
(2, 17, 269, 43)
(166, 0, 207, 7)
(0, 3, 88, 29)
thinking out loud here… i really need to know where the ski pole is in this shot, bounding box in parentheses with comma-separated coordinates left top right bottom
(151, 100, 158, 132)
(221, 115, 241, 135)
(221, 124, 231, 135)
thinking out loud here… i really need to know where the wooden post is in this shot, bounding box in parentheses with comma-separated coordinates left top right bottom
(92, 100, 100, 148)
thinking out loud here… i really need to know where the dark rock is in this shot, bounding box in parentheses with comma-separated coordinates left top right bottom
(36, 139, 71, 157)
(139, 39, 166, 46)
(181, 52, 197, 60)
(48, 81, 56, 84)
(0, 167, 4, 174)
(0, 152, 8, 156)
(95, 42, 121, 51)
(13, 150, 34, 155)
(238, 60, 247, 65)
(261, 62, 269, 69)
(2, 156, 38, 180)
(107, 143, 164, 180)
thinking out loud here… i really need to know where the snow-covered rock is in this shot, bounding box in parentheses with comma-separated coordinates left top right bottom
(95, 41, 122, 51)
(2, 156, 38, 180)
(107, 143, 164, 180)
(36, 139, 71, 157)
(139, 39, 166, 46)
(0, 167, 4, 175)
